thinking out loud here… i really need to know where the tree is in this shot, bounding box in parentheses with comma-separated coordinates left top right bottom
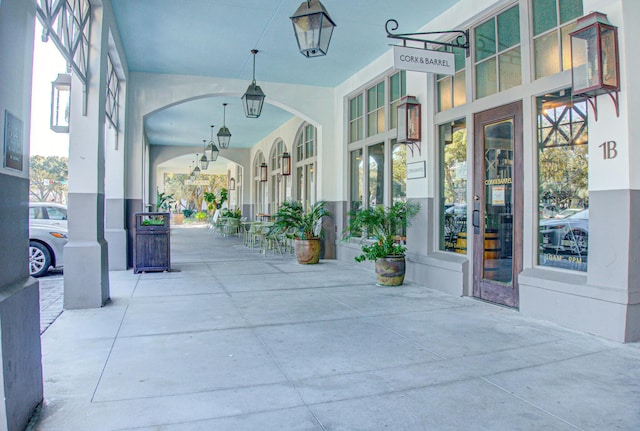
(29, 155, 68, 203)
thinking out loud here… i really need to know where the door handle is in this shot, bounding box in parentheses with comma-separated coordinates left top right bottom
(472, 210, 480, 228)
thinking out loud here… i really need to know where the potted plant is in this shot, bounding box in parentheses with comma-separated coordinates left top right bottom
(273, 200, 332, 264)
(342, 201, 420, 286)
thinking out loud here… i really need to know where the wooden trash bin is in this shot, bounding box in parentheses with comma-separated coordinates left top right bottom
(133, 212, 170, 273)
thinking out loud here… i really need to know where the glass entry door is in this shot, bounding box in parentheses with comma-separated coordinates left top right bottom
(473, 102, 523, 308)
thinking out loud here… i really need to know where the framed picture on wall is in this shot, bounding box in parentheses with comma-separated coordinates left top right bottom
(3, 110, 24, 171)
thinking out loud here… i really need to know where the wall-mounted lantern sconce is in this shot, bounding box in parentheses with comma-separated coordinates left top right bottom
(290, 0, 336, 58)
(260, 162, 268, 182)
(229, 177, 236, 190)
(50, 73, 71, 133)
(570, 11, 620, 120)
(242, 49, 266, 118)
(281, 152, 291, 176)
(397, 95, 421, 156)
(217, 103, 232, 148)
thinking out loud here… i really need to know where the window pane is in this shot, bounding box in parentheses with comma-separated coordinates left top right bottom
(453, 70, 466, 107)
(296, 166, 303, 203)
(438, 78, 452, 112)
(559, 0, 582, 24)
(368, 112, 377, 136)
(439, 119, 467, 252)
(349, 98, 357, 120)
(454, 48, 466, 71)
(475, 19, 496, 62)
(497, 6, 520, 51)
(391, 140, 406, 204)
(377, 82, 385, 108)
(390, 100, 399, 129)
(560, 22, 576, 71)
(533, 0, 557, 36)
(368, 143, 385, 207)
(350, 149, 363, 212)
(534, 31, 560, 79)
(377, 108, 385, 133)
(476, 58, 497, 98)
(499, 47, 521, 91)
(357, 118, 363, 141)
(367, 87, 377, 111)
(538, 91, 588, 272)
(390, 73, 401, 101)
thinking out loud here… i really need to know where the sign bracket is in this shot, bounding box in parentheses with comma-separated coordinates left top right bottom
(386, 19, 470, 57)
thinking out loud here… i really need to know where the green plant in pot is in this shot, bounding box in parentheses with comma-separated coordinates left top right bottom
(273, 200, 332, 264)
(343, 201, 420, 286)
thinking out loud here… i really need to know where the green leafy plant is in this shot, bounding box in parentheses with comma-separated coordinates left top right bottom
(194, 211, 208, 221)
(156, 191, 175, 212)
(222, 208, 241, 218)
(342, 201, 420, 262)
(273, 200, 332, 240)
(204, 188, 228, 211)
(182, 209, 195, 218)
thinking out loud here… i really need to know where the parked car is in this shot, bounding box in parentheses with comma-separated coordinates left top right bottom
(540, 209, 588, 255)
(29, 202, 67, 277)
(29, 202, 67, 229)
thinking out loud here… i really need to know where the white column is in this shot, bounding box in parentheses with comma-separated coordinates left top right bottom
(63, 4, 110, 308)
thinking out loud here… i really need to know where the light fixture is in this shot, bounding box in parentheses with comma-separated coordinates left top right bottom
(193, 155, 201, 177)
(200, 140, 209, 170)
(260, 162, 268, 182)
(570, 11, 620, 119)
(50, 72, 71, 133)
(242, 49, 266, 118)
(188, 163, 195, 181)
(208, 125, 220, 161)
(290, 0, 336, 58)
(282, 152, 291, 176)
(217, 103, 232, 148)
(229, 177, 236, 190)
(397, 95, 422, 156)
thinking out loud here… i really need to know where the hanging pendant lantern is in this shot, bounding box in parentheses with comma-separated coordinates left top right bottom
(217, 103, 232, 148)
(242, 50, 266, 118)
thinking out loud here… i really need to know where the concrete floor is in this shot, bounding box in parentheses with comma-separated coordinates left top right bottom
(35, 224, 640, 430)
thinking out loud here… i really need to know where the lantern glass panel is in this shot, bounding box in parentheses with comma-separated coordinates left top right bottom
(601, 27, 618, 87)
(570, 27, 596, 92)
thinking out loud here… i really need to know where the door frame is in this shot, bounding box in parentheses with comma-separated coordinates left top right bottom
(472, 101, 523, 308)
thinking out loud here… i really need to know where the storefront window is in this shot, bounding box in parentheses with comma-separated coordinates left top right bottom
(391, 140, 406, 204)
(475, 5, 521, 99)
(537, 90, 588, 271)
(532, 0, 583, 79)
(350, 149, 363, 212)
(439, 119, 467, 252)
(294, 123, 317, 209)
(368, 143, 385, 207)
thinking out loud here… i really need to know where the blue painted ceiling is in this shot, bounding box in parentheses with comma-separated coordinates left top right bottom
(111, 0, 462, 153)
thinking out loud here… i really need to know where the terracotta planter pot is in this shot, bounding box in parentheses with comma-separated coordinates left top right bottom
(375, 256, 406, 286)
(171, 213, 184, 225)
(294, 238, 322, 264)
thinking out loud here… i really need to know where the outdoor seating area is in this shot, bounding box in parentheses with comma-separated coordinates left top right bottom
(208, 215, 294, 256)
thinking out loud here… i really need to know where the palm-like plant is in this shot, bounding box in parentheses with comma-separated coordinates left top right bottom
(273, 200, 332, 240)
(343, 201, 420, 262)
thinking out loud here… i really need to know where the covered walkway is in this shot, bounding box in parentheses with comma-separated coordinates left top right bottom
(36, 225, 640, 430)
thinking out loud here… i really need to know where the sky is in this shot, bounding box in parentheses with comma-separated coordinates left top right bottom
(30, 20, 70, 157)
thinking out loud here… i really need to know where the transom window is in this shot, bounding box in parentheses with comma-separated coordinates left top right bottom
(437, 46, 467, 112)
(532, 0, 583, 79)
(106, 54, 119, 128)
(367, 82, 385, 137)
(474, 5, 521, 99)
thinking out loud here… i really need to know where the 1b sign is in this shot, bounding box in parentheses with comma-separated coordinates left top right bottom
(393, 45, 455, 75)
